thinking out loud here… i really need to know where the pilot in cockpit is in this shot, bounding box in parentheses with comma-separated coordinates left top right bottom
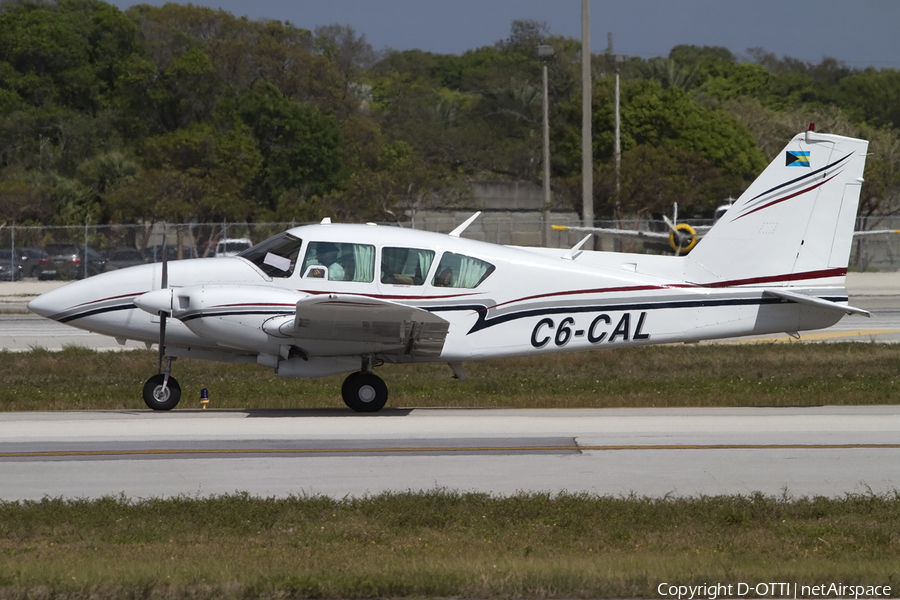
(315, 242, 344, 281)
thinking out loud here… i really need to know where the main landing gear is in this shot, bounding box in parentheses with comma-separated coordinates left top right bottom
(341, 356, 388, 413)
(139, 356, 387, 413)
(143, 357, 181, 410)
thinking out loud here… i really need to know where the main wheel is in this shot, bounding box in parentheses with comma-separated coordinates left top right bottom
(341, 372, 388, 413)
(142, 374, 181, 410)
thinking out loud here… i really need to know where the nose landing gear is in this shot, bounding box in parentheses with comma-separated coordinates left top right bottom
(142, 357, 181, 410)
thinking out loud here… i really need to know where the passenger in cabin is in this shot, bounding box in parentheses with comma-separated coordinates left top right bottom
(434, 268, 453, 287)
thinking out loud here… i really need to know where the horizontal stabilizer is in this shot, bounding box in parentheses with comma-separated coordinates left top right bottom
(263, 294, 450, 357)
(764, 289, 871, 317)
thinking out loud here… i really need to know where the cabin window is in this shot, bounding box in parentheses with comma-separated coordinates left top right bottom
(302, 242, 375, 282)
(238, 232, 303, 278)
(381, 247, 435, 285)
(431, 252, 495, 289)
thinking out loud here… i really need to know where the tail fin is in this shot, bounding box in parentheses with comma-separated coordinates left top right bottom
(686, 131, 868, 287)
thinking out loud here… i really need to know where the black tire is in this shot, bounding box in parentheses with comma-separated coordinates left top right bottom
(142, 374, 181, 410)
(341, 372, 388, 413)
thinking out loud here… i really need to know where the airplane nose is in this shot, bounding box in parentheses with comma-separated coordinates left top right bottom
(27, 285, 71, 320)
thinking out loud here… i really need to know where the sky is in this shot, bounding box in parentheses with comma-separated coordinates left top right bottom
(108, 0, 900, 70)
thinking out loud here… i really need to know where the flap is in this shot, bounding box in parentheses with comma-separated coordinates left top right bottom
(262, 294, 450, 357)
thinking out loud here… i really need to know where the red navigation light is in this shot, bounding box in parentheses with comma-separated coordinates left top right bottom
(808, 122, 815, 131)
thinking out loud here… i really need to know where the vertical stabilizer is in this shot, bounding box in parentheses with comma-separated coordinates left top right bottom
(686, 132, 868, 287)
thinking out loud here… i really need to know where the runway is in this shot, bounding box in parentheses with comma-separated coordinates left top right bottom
(1, 407, 898, 501)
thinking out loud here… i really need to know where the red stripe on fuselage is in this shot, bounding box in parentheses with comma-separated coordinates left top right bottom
(482, 268, 846, 310)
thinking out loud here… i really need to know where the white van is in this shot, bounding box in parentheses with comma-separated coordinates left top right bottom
(215, 238, 253, 257)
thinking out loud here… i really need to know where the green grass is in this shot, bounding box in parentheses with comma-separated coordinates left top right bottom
(0, 491, 898, 599)
(1, 343, 899, 411)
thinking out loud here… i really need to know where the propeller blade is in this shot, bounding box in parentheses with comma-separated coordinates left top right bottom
(161, 236, 168, 289)
(157, 226, 169, 373)
(157, 312, 167, 373)
(661, 214, 678, 234)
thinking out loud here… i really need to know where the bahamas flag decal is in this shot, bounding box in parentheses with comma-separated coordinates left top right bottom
(786, 150, 811, 167)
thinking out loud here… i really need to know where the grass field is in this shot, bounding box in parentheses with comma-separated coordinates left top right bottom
(1, 344, 898, 598)
(2, 342, 900, 412)
(1, 343, 900, 411)
(1, 491, 899, 599)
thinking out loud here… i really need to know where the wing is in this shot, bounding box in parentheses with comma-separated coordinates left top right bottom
(552, 224, 671, 241)
(262, 294, 450, 358)
(852, 229, 900, 237)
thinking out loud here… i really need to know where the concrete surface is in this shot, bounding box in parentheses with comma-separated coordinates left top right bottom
(1, 406, 898, 501)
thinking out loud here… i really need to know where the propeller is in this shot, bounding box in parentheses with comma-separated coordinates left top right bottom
(661, 202, 698, 255)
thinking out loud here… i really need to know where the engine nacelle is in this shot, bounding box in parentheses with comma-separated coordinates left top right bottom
(168, 284, 304, 352)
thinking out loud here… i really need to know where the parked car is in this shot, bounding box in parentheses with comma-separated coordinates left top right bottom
(39, 243, 107, 280)
(13, 248, 46, 278)
(215, 238, 253, 257)
(146, 244, 198, 263)
(0, 250, 23, 281)
(105, 247, 150, 270)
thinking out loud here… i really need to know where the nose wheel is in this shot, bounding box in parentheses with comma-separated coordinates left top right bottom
(142, 373, 181, 410)
(341, 372, 388, 413)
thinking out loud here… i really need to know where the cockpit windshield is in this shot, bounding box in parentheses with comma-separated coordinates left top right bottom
(238, 232, 303, 277)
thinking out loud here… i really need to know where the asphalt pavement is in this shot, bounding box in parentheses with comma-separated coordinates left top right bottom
(1, 406, 898, 501)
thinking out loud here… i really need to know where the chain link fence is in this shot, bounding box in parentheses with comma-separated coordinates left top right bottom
(1, 213, 898, 281)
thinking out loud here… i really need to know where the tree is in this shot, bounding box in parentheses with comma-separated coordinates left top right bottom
(323, 140, 461, 224)
(314, 24, 378, 117)
(109, 121, 262, 223)
(238, 82, 345, 211)
(836, 68, 900, 129)
(0, 178, 55, 225)
(594, 144, 721, 220)
(556, 77, 765, 217)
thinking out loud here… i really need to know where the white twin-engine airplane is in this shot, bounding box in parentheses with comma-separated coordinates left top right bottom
(29, 129, 870, 413)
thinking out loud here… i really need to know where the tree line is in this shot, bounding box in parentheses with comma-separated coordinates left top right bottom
(1, 0, 899, 233)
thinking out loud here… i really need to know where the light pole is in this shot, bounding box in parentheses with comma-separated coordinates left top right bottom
(609, 53, 625, 227)
(537, 44, 554, 247)
(581, 0, 592, 231)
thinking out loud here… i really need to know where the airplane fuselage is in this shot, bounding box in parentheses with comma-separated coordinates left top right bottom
(31, 223, 846, 369)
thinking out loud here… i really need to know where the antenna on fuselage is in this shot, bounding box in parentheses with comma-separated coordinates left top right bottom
(448, 212, 482, 237)
(562, 234, 593, 260)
